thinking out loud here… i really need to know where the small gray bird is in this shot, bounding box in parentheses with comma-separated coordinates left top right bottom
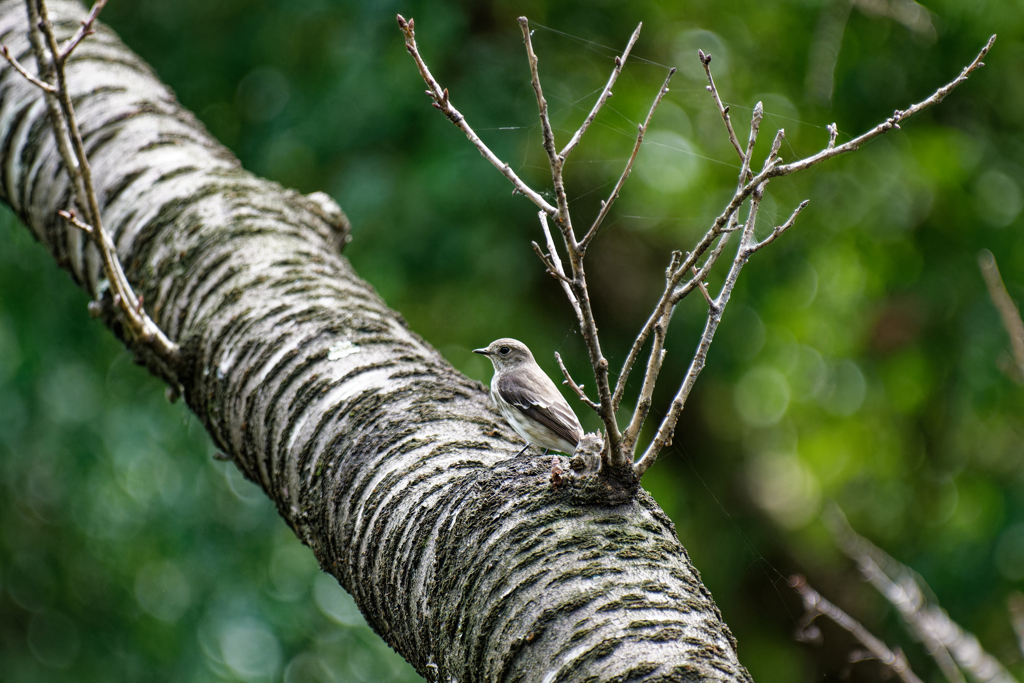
(474, 338, 583, 455)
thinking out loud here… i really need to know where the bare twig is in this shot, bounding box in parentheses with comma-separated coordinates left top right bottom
(530, 241, 572, 284)
(790, 575, 925, 683)
(825, 504, 1018, 683)
(22, 0, 85, 212)
(580, 67, 676, 250)
(827, 122, 839, 150)
(699, 49, 745, 162)
(978, 249, 1024, 383)
(555, 352, 599, 411)
(14, 0, 179, 363)
(58, 208, 92, 234)
(737, 101, 763, 184)
(559, 22, 642, 161)
(620, 309, 668, 454)
(396, 15, 558, 219)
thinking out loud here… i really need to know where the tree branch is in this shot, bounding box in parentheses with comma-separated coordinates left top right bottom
(0, 2, 753, 679)
(790, 574, 925, 683)
(56, 0, 105, 61)
(0, 44, 54, 90)
(825, 504, 1016, 683)
(538, 212, 583, 322)
(770, 34, 995, 179)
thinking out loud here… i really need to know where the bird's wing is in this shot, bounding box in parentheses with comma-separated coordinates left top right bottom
(498, 371, 583, 447)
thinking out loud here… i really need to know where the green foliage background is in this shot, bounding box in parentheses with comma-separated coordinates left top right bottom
(1, 0, 1022, 681)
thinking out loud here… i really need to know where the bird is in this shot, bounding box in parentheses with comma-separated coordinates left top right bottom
(474, 338, 583, 455)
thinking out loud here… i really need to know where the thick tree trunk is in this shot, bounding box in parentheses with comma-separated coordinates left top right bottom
(0, 1, 753, 680)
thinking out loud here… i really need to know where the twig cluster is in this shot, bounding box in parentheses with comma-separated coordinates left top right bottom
(790, 574, 924, 683)
(2, 0, 178, 365)
(398, 13, 995, 477)
(824, 504, 1019, 683)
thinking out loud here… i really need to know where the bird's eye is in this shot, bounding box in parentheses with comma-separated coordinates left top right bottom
(499, 346, 510, 355)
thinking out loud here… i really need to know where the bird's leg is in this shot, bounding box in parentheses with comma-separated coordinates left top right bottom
(516, 444, 531, 457)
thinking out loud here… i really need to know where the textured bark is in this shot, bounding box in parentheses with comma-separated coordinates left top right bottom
(0, 1, 753, 680)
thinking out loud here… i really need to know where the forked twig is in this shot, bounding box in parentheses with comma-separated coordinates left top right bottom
(57, 0, 108, 61)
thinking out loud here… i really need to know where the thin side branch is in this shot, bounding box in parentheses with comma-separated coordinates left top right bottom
(581, 67, 676, 251)
(737, 100, 762, 184)
(691, 264, 713, 307)
(699, 49, 745, 162)
(790, 575, 925, 683)
(555, 351, 600, 411)
(396, 15, 558, 219)
(559, 22, 642, 161)
(978, 249, 1024, 383)
(58, 208, 92, 234)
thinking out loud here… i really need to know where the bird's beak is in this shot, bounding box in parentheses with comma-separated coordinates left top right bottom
(473, 347, 490, 355)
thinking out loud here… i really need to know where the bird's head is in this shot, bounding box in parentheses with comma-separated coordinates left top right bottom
(473, 338, 535, 370)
